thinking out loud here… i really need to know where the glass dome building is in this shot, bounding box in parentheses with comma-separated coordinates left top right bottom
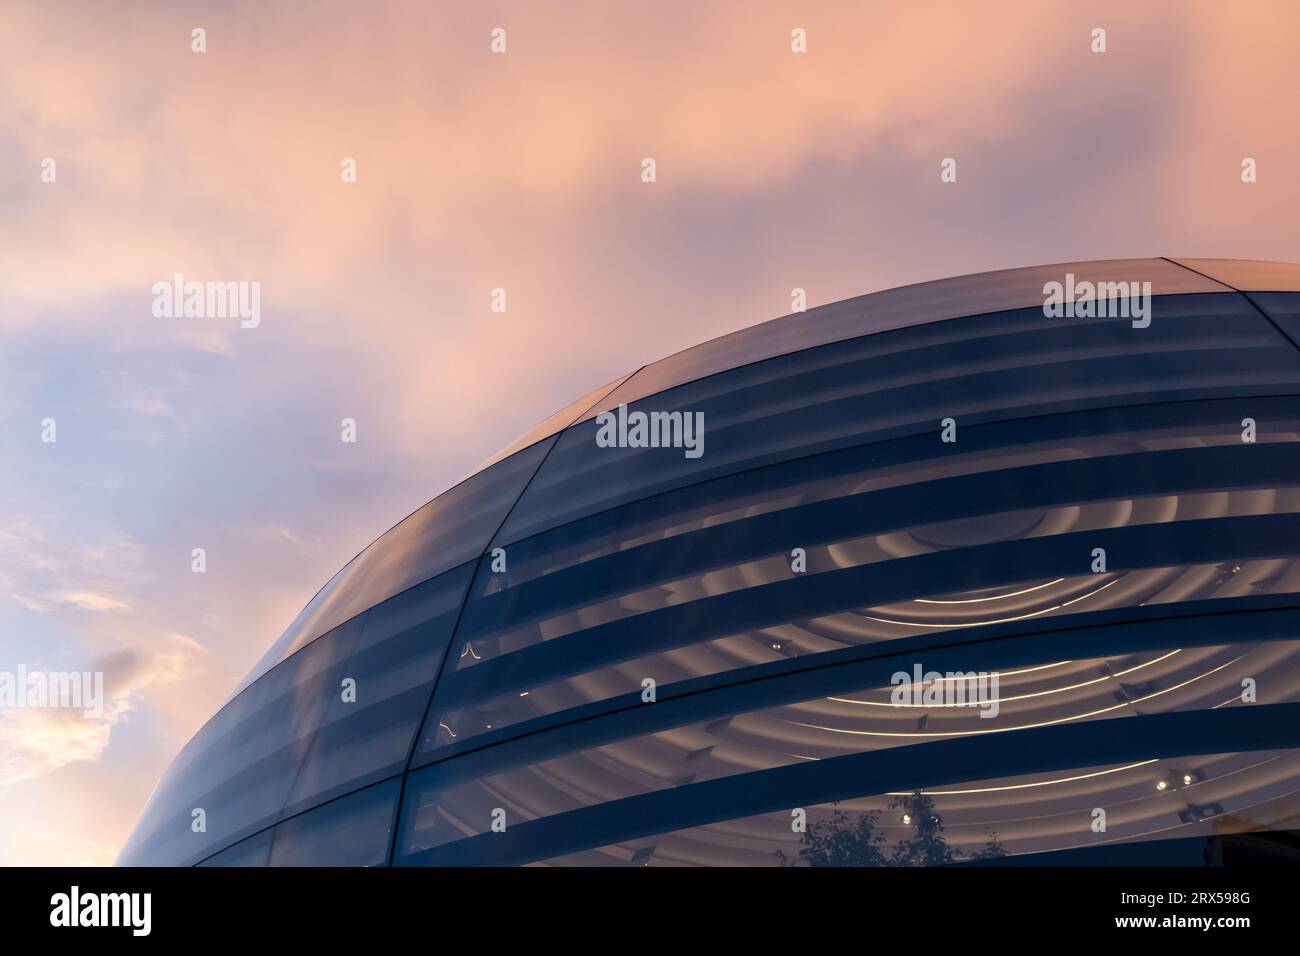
(119, 258, 1300, 867)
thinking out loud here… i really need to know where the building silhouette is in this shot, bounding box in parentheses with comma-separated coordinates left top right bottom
(119, 258, 1300, 866)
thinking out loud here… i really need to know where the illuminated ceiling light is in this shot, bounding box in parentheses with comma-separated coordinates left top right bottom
(901, 814, 912, 825)
(1183, 774, 1194, 785)
(1156, 780, 1168, 790)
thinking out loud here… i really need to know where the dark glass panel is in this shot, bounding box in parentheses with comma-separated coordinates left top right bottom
(474, 371, 637, 471)
(582, 259, 1227, 423)
(1172, 258, 1300, 293)
(116, 616, 365, 866)
(234, 436, 554, 695)
(281, 562, 475, 818)
(268, 779, 401, 867)
(416, 404, 1300, 756)
(535, 750, 1300, 866)
(1248, 292, 1300, 351)
(498, 294, 1295, 544)
(400, 636, 1300, 858)
(195, 828, 273, 867)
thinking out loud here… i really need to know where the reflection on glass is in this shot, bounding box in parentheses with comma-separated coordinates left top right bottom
(580, 259, 1231, 432)
(497, 291, 1296, 544)
(535, 750, 1300, 866)
(268, 779, 401, 867)
(118, 564, 473, 866)
(233, 437, 554, 695)
(402, 638, 1300, 858)
(420, 404, 1300, 757)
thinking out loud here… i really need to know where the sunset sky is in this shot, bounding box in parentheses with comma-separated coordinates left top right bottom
(2, 0, 1299, 865)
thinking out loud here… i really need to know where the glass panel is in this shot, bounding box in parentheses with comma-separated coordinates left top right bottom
(400, 637, 1300, 856)
(473, 371, 636, 472)
(1172, 259, 1300, 293)
(116, 616, 365, 866)
(120, 561, 476, 866)
(234, 436, 554, 695)
(580, 259, 1229, 423)
(1248, 292, 1300, 351)
(196, 828, 273, 867)
(416, 402, 1300, 756)
(430, 558, 1300, 753)
(535, 750, 1300, 866)
(498, 294, 1295, 544)
(282, 563, 475, 817)
(268, 779, 401, 867)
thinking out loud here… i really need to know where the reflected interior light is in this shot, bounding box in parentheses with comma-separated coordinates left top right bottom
(863, 577, 1121, 629)
(827, 650, 1181, 708)
(914, 579, 1067, 604)
(793, 655, 1241, 740)
(887, 759, 1160, 796)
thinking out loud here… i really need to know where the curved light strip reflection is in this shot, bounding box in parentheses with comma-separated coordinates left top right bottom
(827, 649, 1182, 708)
(914, 578, 1067, 604)
(886, 759, 1160, 796)
(862, 578, 1122, 629)
(790, 656, 1243, 739)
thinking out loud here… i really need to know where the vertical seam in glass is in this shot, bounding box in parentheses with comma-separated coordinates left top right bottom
(383, 566, 482, 866)
(266, 617, 370, 862)
(188, 371, 653, 868)
(383, 414, 603, 863)
(1163, 257, 1300, 356)
(384, 367, 652, 865)
(190, 771, 406, 867)
(1243, 291, 1300, 353)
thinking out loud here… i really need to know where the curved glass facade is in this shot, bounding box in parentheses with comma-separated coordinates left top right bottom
(119, 258, 1300, 866)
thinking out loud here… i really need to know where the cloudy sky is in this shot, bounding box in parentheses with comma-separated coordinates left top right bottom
(1, 0, 1298, 866)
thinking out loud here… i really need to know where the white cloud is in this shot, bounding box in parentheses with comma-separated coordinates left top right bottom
(47, 591, 133, 613)
(0, 638, 205, 787)
(0, 708, 111, 784)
